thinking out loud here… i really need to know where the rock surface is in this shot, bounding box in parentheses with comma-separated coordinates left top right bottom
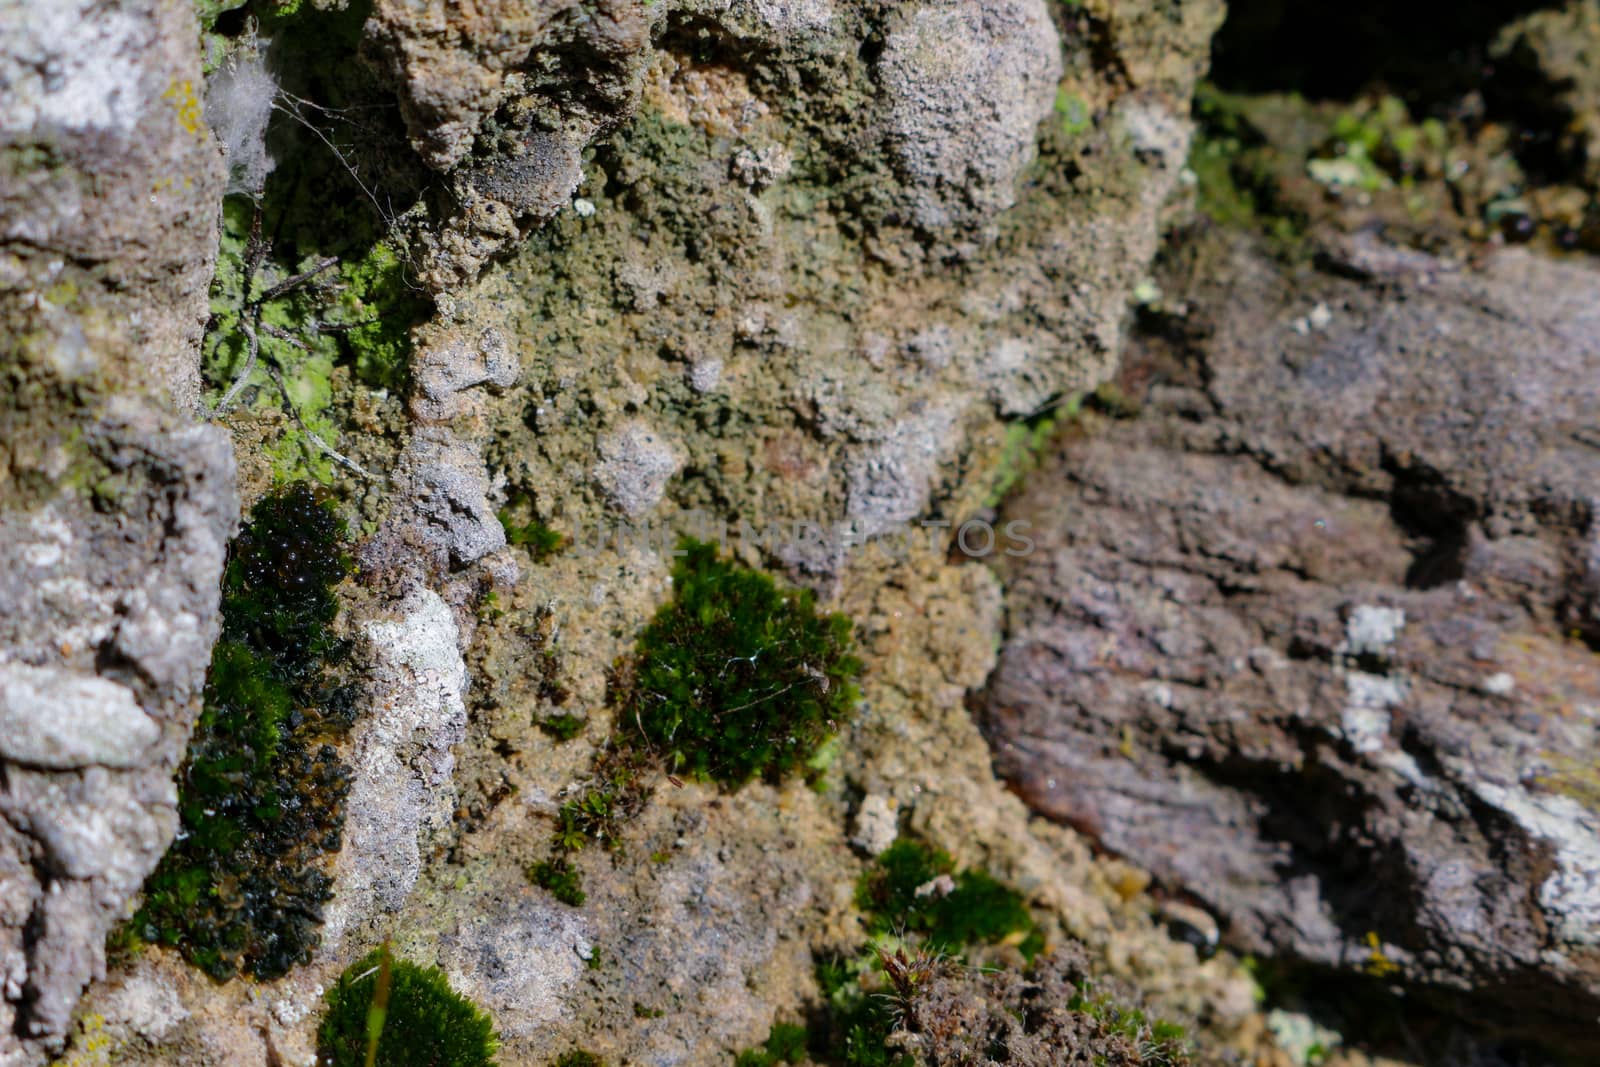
(8, 1, 1289, 1065)
(0, 1, 233, 1061)
(986, 228, 1600, 1054)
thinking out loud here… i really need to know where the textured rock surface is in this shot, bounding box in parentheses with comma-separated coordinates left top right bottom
(877, 0, 1062, 245)
(0, 0, 223, 415)
(0, 419, 235, 1059)
(321, 587, 469, 951)
(24, 1, 1283, 1065)
(0, 1, 232, 1061)
(986, 229, 1600, 1054)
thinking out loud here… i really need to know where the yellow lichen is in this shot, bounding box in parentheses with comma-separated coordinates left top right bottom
(1361, 931, 1399, 978)
(162, 78, 204, 139)
(48, 1013, 114, 1067)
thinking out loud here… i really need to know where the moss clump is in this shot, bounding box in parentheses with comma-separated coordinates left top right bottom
(497, 507, 566, 561)
(136, 484, 355, 980)
(623, 539, 861, 786)
(1066, 982, 1190, 1065)
(815, 953, 915, 1067)
(551, 1053, 605, 1067)
(734, 1022, 809, 1067)
(319, 948, 498, 1067)
(1307, 95, 1449, 196)
(221, 478, 350, 670)
(1189, 88, 1303, 229)
(857, 840, 1041, 957)
(529, 859, 587, 907)
(807, 838, 1046, 1065)
(527, 745, 647, 907)
(538, 713, 587, 742)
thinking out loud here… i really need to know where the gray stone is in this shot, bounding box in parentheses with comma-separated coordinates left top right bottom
(0, 666, 157, 770)
(593, 420, 683, 518)
(323, 588, 468, 950)
(877, 0, 1061, 242)
(0, 1, 232, 1057)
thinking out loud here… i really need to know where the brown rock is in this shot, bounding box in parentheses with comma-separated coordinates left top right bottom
(986, 230, 1600, 1055)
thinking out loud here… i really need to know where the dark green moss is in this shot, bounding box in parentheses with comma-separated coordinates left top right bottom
(623, 539, 861, 786)
(1067, 982, 1190, 1066)
(538, 713, 587, 743)
(551, 1052, 606, 1067)
(734, 1022, 809, 1067)
(529, 859, 587, 907)
(527, 541, 859, 907)
(856, 840, 1039, 956)
(221, 480, 350, 675)
(136, 484, 355, 980)
(319, 948, 498, 1067)
(498, 507, 566, 561)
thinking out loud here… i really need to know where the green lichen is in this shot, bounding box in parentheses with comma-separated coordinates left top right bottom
(622, 538, 861, 786)
(319, 948, 499, 1067)
(1535, 751, 1600, 812)
(201, 0, 425, 476)
(135, 484, 355, 980)
(1054, 87, 1092, 138)
(205, 190, 424, 481)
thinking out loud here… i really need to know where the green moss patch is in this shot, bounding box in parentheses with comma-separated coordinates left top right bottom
(622, 538, 861, 786)
(551, 1052, 606, 1067)
(527, 541, 861, 907)
(797, 838, 1046, 1066)
(496, 499, 566, 566)
(1067, 982, 1190, 1060)
(205, 193, 425, 481)
(135, 484, 355, 980)
(856, 839, 1042, 958)
(734, 1022, 809, 1067)
(319, 947, 498, 1067)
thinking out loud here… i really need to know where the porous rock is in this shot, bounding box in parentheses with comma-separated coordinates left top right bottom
(322, 587, 469, 950)
(876, 0, 1062, 242)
